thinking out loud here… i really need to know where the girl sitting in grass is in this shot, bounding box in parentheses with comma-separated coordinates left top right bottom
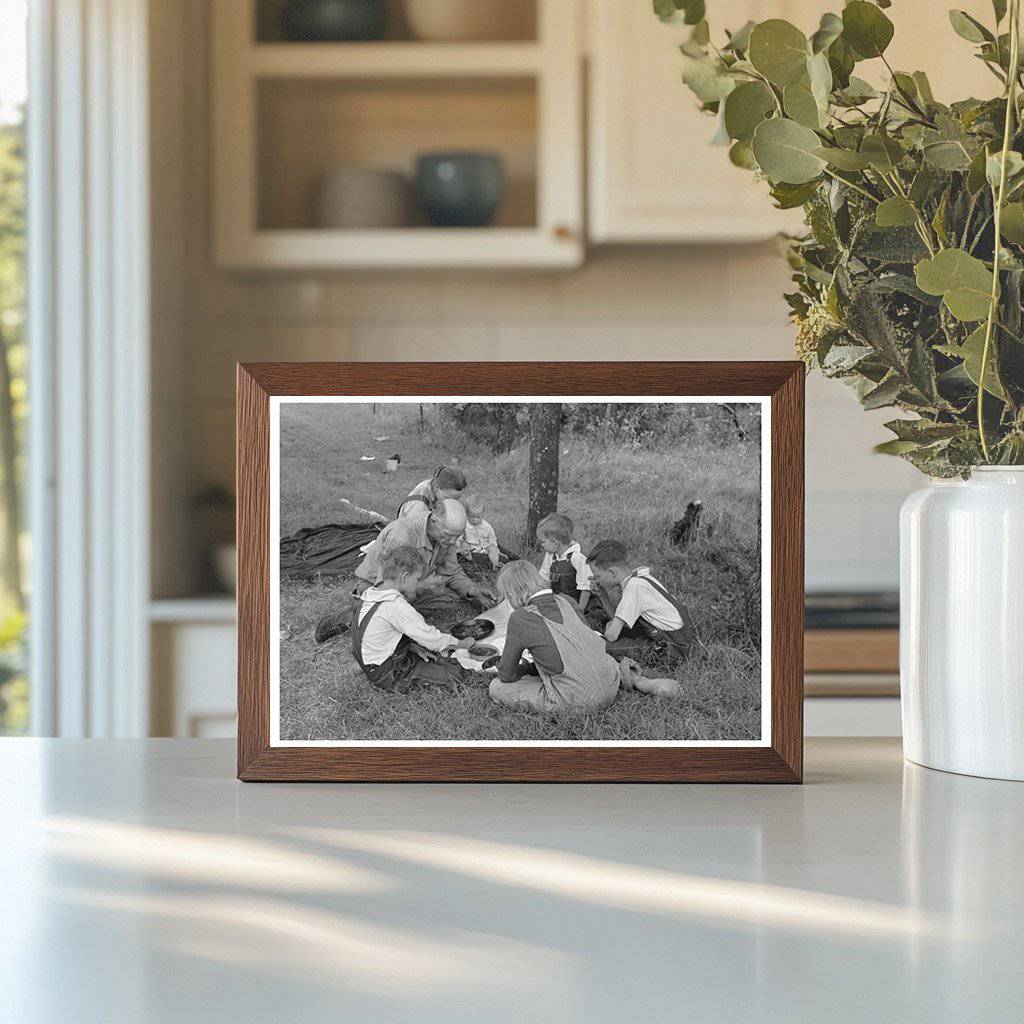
(488, 560, 621, 713)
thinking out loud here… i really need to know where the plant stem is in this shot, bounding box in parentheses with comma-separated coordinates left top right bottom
(979, 0, 1021, 463)
(821, 167, 879, 203)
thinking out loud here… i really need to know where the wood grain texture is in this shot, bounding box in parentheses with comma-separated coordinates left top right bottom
(236, 361, 805, 783)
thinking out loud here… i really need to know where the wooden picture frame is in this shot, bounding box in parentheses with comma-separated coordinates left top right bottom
(237, 362, 804, 782)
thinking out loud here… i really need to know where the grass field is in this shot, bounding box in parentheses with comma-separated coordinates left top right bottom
(277, 401, 763, 742)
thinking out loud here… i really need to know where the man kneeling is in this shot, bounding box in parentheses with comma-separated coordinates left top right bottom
(352, 545, 475, 693)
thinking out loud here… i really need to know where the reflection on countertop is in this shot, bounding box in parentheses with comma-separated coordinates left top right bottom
(1, 738, 1022, 1023)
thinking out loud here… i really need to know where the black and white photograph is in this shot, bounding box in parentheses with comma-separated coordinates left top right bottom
(270, 396, 770, 745)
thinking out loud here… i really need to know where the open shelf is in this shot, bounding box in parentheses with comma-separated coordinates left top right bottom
(213, 0, 581, 268)
(249, 42, 544, 77)
(257, 76, 537, 232)
(149, 597, 237, 624)
(254, 0, 538, 45)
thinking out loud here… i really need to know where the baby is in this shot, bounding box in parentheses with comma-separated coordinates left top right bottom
(459, 495, 501, 569)
(536, 512, 593, 613)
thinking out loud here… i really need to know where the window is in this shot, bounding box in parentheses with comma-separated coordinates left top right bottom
(0, 0, 28, 734)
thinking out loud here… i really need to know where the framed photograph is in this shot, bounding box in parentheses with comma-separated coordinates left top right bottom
(237, 362, 804, 782)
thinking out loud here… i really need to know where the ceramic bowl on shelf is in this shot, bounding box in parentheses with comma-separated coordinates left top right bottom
(414, 152, 504, 227)
(403, 0, 534, 42)
(314, 167, 409, 228)
(280, 0, 388, 42)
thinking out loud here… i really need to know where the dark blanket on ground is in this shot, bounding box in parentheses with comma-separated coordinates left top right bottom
(280, 522, 382, 580)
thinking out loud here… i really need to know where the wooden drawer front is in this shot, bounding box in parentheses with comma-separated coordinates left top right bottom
(804, 629, 899, 675)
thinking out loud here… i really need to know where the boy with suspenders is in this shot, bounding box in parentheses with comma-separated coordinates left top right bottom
(586, 540, 695, 660)
(351, 545, 475, 693)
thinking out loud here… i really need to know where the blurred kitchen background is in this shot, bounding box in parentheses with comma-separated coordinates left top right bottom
(1, 0, 997, 739)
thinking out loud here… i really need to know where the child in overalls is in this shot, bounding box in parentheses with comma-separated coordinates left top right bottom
(488, 560, 620, 713)
(536, 513, 594, 613)
(587, 540, 695, 661)
(352, 545, 475, 693)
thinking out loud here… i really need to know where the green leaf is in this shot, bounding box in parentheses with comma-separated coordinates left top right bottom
(862, 374, 902, 410)
(993, 0, 1008, 24)
(836, 75, 877, 104)
(807, 51, 833, 110)
(885, 419, 963, 443)
(783, 83, 822, 128)
(923, 141, 973, 171)
(874, 439, 922, 455)
(724, 20, 755, 53)
(814, 145, 872, 170)
(986, 150, 1024, 190)
(810, 12, 843, 54)
(1000, 202, 1024, 242)
(909, 165, 936, 205)
(959, 324, 1007, 398)
(892, 72, 919, 103)
(915, 249, 994, 321)
(723, 81, 775, 143)
(653, 0, 676, 23)
(654, 0, 705, 25)
(770, 179, 820, 209)
(748, 19, 810, 87)
(827, 35, 855, 89)
(842, 1, 894, 60)
(967, 143, 993, 193)
(875, 196, 918, 228)
(908, 334, 941, 403)
(689, 20, 710, 46)
(948, 10, 993, 44)
(932, 190, 950, 247)
(860, 133, 905, 172)
(728, 140, 758, 169)
(912, 71, 935, 105)
(681, 55, 737, 103)
(752, 117, 827, 184)
(856, 226, 929, 263)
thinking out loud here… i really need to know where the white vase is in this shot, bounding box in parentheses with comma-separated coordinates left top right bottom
(900, 467, 1024, 780)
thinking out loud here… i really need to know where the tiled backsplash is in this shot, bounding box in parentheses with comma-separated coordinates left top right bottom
(172, 249, 917, 594)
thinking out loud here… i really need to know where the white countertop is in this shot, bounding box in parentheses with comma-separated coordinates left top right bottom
(1, 738, 1021, 1023)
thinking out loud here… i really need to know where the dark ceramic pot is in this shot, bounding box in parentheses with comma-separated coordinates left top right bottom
(415, 152, 505, 227)
(280, 0, 388, 42)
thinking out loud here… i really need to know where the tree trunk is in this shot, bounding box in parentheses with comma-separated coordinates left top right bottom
(0, 325, 22, 608)
(527, 403, 561, 541)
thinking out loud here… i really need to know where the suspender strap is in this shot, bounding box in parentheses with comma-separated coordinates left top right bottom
(398, 491, 432, 518)
(627, 571, 690, 620)
(351, 600, 384, 673)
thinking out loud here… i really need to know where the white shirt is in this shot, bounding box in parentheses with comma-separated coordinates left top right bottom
(613, 567, 683, 631)
(538, 541, 593, 593)
(355, 587, 458, 666)
(460, 518, 499, 555)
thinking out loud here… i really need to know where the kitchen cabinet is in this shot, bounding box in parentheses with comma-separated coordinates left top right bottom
(587, 0, 999, 244)
(588, 1, 812, 243)
(212, 0, 583, 269)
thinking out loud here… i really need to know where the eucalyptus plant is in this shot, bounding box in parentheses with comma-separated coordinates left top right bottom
(659, 0, 1024, 475)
